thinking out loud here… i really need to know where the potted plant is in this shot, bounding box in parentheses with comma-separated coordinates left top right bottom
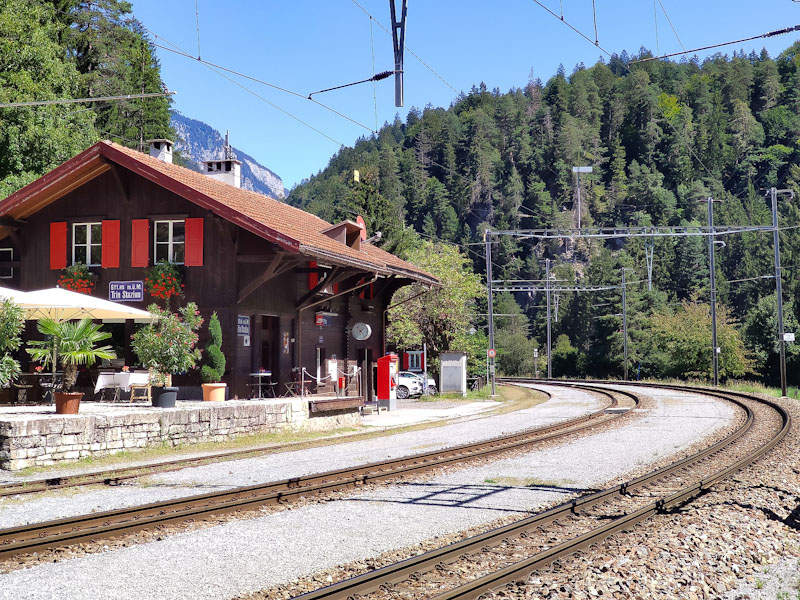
(131, 302, 203, 408)
(58, 263, 96, 295)
(27, 319, 115, 414)
(144, 260, 184, 306)
(200, 312, 227, 401)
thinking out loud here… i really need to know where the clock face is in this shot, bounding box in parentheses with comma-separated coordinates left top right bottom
(352, 322, 372, 341)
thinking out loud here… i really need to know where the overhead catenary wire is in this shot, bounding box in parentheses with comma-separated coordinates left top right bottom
(307, 70, 396, 98)
(194, 0, 202, 60)
(656, 0, 686, 52)
(148, 40, 375, 133)
(370, 16, 379, 132)
(0, 91, 175, 109)
(632, 24, 800, 63)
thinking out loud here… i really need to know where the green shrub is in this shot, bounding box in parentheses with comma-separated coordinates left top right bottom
(201, 312, 226, 383)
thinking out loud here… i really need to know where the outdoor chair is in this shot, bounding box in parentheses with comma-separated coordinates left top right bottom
(129, 383, 151, 403)
(11, 382, 34, 404)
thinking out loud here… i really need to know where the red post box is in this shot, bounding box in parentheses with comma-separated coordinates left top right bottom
(377, 353, 399, 401)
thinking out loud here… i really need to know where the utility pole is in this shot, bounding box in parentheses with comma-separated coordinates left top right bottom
(621, 268, 628, 381)
(705, 197, 720, 386)
(389, 0, 407, 107)
(546, 258, 552, 378)
(572, 166, 592, 231)
(770, 187, 794, 396)
(485, 233, 496, 396)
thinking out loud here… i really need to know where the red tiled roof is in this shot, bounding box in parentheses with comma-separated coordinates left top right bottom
(0, 141, 438, 285)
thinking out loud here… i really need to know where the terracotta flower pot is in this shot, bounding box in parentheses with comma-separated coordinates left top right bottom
(54, 392, 83, 415)
(201, 382, 227, 401)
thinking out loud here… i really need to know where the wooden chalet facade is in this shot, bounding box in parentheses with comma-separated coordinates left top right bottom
(0, 140, 437, 400)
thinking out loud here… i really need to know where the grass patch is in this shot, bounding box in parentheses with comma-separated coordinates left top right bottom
(723, 380, 799, 399)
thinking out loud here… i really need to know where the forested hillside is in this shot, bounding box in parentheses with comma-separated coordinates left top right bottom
(289, 45, 800, 386)
(0, 0, 173, 197)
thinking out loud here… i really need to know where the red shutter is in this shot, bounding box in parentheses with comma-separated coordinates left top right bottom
(420, 352, 425, 371)
(307, 261, 318, 290)
(50, 222, 67, 270)
(131, 219, 150, 267)
(184, 218, 204, 266)
(101, 220, 120, 268)
(332, 282, 339, 294)
(402, 352, 409, 370)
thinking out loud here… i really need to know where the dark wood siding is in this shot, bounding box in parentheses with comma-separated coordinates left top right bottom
(10, 163, 407, 400)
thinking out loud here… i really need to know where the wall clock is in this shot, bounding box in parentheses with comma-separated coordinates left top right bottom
(352, 322, 372, 341)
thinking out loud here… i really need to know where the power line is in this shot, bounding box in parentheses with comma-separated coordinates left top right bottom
(656, 0, 685, 52)
(149, 40, 376, 134)
(632, 24, 800, 63)
(194, 0, 202, 60)
(370, 17, 379, 132)
(307, 70, 396, 98)
(0, 91, 175, 109)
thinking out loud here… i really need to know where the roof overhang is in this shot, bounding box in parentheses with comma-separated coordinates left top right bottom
(0, 142, 301, 253)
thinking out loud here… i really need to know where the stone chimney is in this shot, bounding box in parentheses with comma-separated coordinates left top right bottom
(147, 139, 174, 163)
(201, 130, 241, 188)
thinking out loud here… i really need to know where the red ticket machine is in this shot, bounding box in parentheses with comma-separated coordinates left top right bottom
(377, 353, 399, 402)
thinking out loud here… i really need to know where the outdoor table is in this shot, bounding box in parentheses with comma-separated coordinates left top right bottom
(249, 372, 275, 398)
(94, 371, 149, 401)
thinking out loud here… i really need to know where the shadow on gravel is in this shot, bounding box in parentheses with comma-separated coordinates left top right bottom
(346, 481, 600, 513)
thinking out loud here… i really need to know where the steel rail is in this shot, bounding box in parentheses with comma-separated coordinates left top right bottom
(292, 382, 786, 600)
(0, 385, 633, 560)
(0, 386, 548, 498)
(428, 382, 790, 600)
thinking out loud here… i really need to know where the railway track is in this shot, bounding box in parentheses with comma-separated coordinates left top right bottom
(289, 382, 789, 600)
(0, 384, 634, 561)
(0, 390, 555, 498)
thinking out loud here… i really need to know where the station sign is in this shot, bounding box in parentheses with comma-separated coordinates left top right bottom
(237, 315, 251, 336)
(109, 281, 143, 302)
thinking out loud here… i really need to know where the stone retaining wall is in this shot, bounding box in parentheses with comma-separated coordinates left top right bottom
(0, 399, 361, 470)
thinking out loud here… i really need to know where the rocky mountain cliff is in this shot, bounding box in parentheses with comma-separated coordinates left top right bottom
(170, 112, 286, 199)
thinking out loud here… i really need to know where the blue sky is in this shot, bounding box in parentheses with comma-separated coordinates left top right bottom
(130, 1, 800, 190)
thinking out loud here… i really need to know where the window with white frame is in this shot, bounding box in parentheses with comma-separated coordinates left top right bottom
(408, 351, 422, 371)
(154, 220, 185, 264)
(0, 248, 13, 279)
(72, 222, 102, 266)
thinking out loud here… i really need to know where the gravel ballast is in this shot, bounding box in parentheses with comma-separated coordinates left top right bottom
(0, 385, 737, 600)
(0, 384, 590, 529)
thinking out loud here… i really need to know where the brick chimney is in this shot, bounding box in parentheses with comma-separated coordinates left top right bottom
(147, 139, 173, 164)
(201, 130, 241, 188)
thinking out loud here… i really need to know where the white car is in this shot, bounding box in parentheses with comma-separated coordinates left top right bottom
(396, 371, 422, 399)
(397, 371, 437, 398)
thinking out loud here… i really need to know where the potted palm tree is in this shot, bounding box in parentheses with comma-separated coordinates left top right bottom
(27, 319, 116, 414)
(131, 303, 203, 408)
(200, 312, 227, 401)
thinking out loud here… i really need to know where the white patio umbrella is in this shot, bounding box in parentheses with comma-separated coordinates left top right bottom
(14, 287, 155, 322)
(4, 288, 157, 399)
(0, 286, 30, 303)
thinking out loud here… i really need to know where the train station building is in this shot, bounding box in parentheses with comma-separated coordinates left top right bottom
(0, 139, 437, 402)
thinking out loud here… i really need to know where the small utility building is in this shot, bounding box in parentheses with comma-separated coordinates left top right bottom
(0, 140, 437, 399)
